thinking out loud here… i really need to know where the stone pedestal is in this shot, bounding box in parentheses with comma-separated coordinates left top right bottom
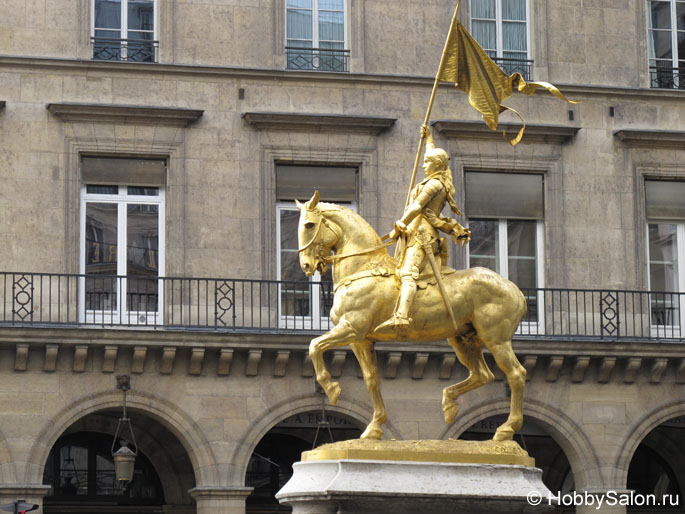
(276, 439, 553, 514)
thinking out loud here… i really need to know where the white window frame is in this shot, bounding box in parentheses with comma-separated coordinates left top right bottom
(91, 0, 158, 61)
(277, 200, 356, 330)
(466, 218, 545, 335)
(647, 0, 683, 68)
(470, 0, 530, 60)
(79, 185, 165, 325)
(285, 0, 348, 50)
(646, 221, 685, 337)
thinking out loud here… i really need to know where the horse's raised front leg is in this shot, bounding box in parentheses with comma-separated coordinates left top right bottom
(442, 335, 494, 424)
(309, 318, 358, 406)
(350, 341, 386, 440)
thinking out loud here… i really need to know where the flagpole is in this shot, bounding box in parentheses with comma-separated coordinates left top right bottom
(395, 0, 461, 259)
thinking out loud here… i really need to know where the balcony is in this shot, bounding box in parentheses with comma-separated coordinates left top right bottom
(91, 37, 159, 63)
(493, 57, 533, 81)
(1, 272, 684, 342)
(649, 66, 685, 89)
(285, 47, 350, 73)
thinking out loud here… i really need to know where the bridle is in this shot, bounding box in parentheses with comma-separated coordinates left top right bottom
(298, 208, 395, 265)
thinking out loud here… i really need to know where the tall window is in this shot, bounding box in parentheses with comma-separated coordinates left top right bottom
(276, 164, 357, 329)
(647, 0, 685, 88)
(646, 180, 685, 335)
(465, 171, 544, 331)
(286, 0, 349, 72)
(79, 157, 165, 325)
(470, 0, 531, 79)
(92, 0, 157, 62)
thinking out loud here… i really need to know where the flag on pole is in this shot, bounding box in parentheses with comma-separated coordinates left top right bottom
(438, 18, 578, 145)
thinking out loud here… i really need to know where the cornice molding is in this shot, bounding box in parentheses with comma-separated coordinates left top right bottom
(46, 102, 204, 126)
(613, 129, 685, 150)
(242, 111, 396, 134)
(432, 120, 580, 144)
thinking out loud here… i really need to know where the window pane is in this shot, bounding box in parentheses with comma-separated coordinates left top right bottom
(319, 0, 343, 9)
(649, 223, 679, 291)
(287, 0, 312, 7)
(128, 0, 154, 31)
(59, 445, 89, 495)
(281, 252, 311, 316)
(503, 21, 526, 52)
(650, 30, 674, 59)
(128, 186, 159, 196)
(280, 210, 300, 250)
(472, 0, 495, 19)
(287, 9, 313, 40)
(85, 203, 118, 310)
(502, 0, 526, 21)
(94, 0, 121, 29)
(649, 0, 672, 29)
(507, 220, 536, 258)
(127, 204, 159, 312)
(469, 219, 498, 272)
(95, 453, 121, 496)
(679, 2, 685, 29)
(508, 258, 536, 290)
(472, 20, 496, 50)
(86, 185, 118, 194)
(319, 10, 344, 42)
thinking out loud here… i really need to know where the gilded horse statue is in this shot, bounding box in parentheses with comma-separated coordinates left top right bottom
(296, 191, 527, 441)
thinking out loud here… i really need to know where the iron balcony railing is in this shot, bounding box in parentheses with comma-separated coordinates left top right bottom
(649, 66, 685, 89)
(285, 46, 350, 72)
(493, 57, 533, 81)
(91, 37, 159, 63)
(1, 272, 684, 341)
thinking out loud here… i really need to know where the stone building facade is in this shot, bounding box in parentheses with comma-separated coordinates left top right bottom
(1, 0, 685, 513)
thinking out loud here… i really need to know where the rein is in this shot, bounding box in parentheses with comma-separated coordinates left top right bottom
(298, 215, 396, 263)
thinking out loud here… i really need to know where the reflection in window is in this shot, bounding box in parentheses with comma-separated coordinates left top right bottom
(43, 432, 164, 504)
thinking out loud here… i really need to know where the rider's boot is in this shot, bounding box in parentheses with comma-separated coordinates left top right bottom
(374, 279, 417, 336)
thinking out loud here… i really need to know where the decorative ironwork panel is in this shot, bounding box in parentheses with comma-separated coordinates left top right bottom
(600, 292, 620, 338)
(92, 37, 158, 63)
(215, 280, 235, 327)
(493, 57, 533, 82)
(12, 274, 34, 322)
(650, 66, 685, 89)
(285, 47, 350, 73)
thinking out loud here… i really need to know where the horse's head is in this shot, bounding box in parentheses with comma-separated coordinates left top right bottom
(296, 191, 339, 277)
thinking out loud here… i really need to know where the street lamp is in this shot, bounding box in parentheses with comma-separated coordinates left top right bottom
(111, 374, 138, 487)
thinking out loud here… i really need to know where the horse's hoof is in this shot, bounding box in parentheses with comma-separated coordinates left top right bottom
(443, 401, 460, 424)
(327, 382, 341, 406)
(493, 426, 514, 441)
(360, 424, 383, 440)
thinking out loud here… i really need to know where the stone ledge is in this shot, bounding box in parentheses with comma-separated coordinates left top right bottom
(614, 129, 685, 149)
(432, 120, 580, 144)
(242, 112, 396, 134)
(46, 103, 204, 127)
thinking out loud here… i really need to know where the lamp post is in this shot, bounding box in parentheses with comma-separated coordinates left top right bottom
(111, 374, 138, 487)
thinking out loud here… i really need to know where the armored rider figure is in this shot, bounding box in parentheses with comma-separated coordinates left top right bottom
(375, 125, 471, 335)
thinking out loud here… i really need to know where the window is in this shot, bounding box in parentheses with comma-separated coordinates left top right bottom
(465, 171, 544, 332)
(43, 432, 163, 505)
(79, 157, 165, 325)
(276, 164, 357, 329)
(647, 0, 685, 88)
(286, 0, 349, 72)
(645, 180, 685, 335)
(92, 0, 157, 62)
(470, 0, 531, 79)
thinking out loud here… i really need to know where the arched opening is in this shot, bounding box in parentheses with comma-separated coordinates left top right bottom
(245, 408, 363, 513)
(460, 414, 575, 495)
(626, 416, 685, 510)
(42, 409, 196, 514)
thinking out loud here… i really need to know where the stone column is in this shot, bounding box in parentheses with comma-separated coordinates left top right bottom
(574, 489, 631, 514)
(189, 486, 253, 514)
(0, 485, 51, 513)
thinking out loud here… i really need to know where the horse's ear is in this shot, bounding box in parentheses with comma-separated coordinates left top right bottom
(295, 199, 304, 210)
(306, 190, 320, 209)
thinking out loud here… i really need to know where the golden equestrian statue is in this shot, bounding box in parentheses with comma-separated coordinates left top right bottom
(297, 188, 527, 441)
